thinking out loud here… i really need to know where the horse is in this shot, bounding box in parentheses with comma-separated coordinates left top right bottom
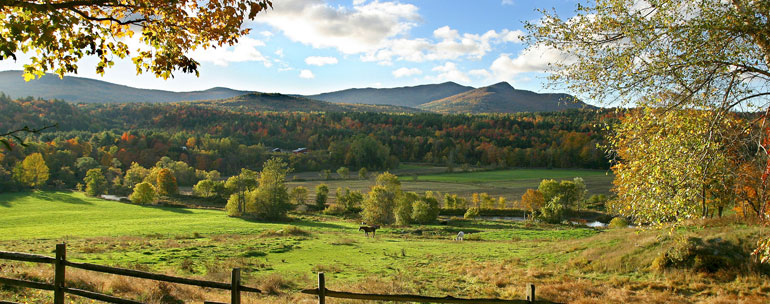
(455, 231, 465, 241)
(359, 225, 380, 238)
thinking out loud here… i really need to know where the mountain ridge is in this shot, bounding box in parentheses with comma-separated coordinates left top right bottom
(305, 81, 475, 108)
(419, 81, 590, 114)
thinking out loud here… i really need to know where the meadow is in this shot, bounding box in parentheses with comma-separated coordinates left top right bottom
(1, 190, 768, 303)
(288, 167, 614, 206)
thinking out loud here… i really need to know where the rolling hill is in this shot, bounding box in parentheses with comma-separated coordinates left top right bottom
(305, 82, 474, 107)
(190, 93, 425, 113)
(419, 82, 590, 114)
(0, 70, 252, 103)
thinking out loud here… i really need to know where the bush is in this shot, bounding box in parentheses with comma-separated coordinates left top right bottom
(608, 217, 629, 228)
(538, 198, 565, 224)
(464, 207, 480, 219)
(652, 236, 746, 273)
(395, 193, 416, 226)
(323, 203, 346, 215)
(412, 196, 440, 224)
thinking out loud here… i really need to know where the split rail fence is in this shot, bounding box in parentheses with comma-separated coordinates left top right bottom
(0, 244, 558, 303)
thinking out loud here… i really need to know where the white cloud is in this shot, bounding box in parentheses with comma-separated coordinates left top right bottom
(259, 1, 523, 65)
(362, 26, 525, 64)
(502, 0, 514, 5)
(469, 69, 492, 78)
(274, 48, 284, 57)
(260, 31, 274, 37)
(258, 0, 420, 54)
(305, 56, 339, 66)
(490, 44, 575, 80)
(299, 69, 315, 79)
(392, 67, 422, 78)
(189, 37, 271, 67)
(432, 62, 469, 83)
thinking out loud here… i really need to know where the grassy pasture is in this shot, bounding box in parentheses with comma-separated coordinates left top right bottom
(1, 191, 767, 304)
(288, 167, 614, 206)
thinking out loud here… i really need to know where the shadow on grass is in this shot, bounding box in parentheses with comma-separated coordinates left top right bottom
(0, 200, 9, 207)
(237, 216, 349, 230)
(34, 191, 93, 205)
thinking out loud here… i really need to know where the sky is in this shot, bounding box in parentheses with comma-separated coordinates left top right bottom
(0, 0, 582, 95)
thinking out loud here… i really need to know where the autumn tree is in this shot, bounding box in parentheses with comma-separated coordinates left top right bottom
(395, 192, 419, 226)
(14, 152, 49, 188)
(244, 157, 291, 219)
(608, 108, 737, 224)
(521, 189, 545, 217)
(1, 0, 273, 80)
(224, 168, 258, 216)
(124, 162, 149, 190)
(527, 0, 769, 114)
(84, 168, 106, 196)
(156, 168, 178, 196)
(130, 182, 156, 205)
(361, 185, 397, 225)
(529, 0, 770, 260)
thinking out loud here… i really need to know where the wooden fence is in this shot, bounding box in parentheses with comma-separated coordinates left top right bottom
(0, 243, 258, 304)
(1, 244, 558, 303)
(300, 272, 557, 304)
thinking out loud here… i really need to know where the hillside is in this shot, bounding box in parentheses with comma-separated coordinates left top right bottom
(191, 93, 425, 113)
(0, 70, 252, 103)
(419, 82, 589, 114)
(305, 82, 474, 108)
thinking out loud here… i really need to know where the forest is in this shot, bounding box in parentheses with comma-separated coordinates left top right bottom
(0, 93, 612, 192)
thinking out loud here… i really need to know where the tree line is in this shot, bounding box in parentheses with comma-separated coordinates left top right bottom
(0, 94, 613, 192)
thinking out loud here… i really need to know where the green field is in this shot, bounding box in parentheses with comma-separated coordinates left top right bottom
(416, 168, 609, 183)
(1, 191, 766, 303)
(288, 168, 614, 206)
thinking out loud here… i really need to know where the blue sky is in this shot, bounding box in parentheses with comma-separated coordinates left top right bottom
(1, 0, 582, 95)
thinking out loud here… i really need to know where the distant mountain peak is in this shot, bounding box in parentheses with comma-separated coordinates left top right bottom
(418, 82, 590, 114)
(487, 81, 514, 93)
(306, 82, 475, 108)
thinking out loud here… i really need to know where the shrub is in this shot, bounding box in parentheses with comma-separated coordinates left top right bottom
(323, 203, 346, 215)
(538, 197, 565, 224)
(395, 193, 416, 226)
(608, 217, 629, 228)
(412, 196, 440, 224)
(315, 184, 329, 210)
(464, 207, 480, 219)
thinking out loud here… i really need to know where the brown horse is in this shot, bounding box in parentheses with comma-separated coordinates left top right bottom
(359, 225, 380, 238)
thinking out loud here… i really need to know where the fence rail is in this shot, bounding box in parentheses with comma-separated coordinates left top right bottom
(0, 243, 257, 304)
(1, 245, 560, 304)
(301, 272, 558, 304)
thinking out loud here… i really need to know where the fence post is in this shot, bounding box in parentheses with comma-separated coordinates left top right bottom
(54, 243, 66, 304)
(317, 272, 326, 304)
(526, 283, 535, 302)
(231, 268, 241, 304)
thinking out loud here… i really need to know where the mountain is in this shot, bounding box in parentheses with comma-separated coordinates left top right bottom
(190, 93, 425, 113)
(419, 82, 590, 114)
(305, 82, 474, 108)
(0, 70, 252, 103)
